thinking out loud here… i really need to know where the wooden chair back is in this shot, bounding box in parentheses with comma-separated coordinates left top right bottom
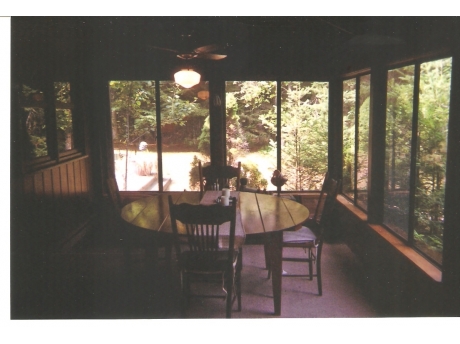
(198, 161, 241, 195)
(317, 176, 340, 232)
(168, 195, 238, 257)
(311, 172, 330, 224)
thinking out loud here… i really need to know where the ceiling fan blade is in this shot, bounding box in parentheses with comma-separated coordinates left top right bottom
(197, 53, 227, 60)
(149, 45, 180, 54)
(194, 44, 220, 54)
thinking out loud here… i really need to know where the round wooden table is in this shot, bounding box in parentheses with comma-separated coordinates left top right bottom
(121, 191, 310, 316)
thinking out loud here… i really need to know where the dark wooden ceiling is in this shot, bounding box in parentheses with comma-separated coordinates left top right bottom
(12, 16, 460, 81)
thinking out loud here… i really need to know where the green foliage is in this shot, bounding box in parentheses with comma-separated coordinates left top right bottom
(342, 75, 371, 198)
(383, 58, 452, 262)
(197, 115, 210, 155)
(357, 75, 371, 193)
(385, 65, 415, 192)
(226, 81, 276, 154)
(109, 81, 210, 152)
(342, 78, 356, 194)
(109, 80, 157, 145)
(21, 84, 48, 158)
(54, 82, 74, 152)
(277, 81, 329, 190)
(412, 58, 451, 257)
(241, 162, 268, 189)
(189, 155, 210, 191)
(341, 60, 451, 262)
(225, 80, 329, 191)
(23, 107, 48, 158)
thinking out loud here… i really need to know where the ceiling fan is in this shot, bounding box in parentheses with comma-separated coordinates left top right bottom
(149, 37, 227, 61)
(150, 34, 227, 88)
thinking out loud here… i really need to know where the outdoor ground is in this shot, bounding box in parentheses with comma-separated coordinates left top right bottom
(114, 150, 278, 192)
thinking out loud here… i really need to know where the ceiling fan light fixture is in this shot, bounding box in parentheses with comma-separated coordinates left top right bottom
(174, 69, 201, 88)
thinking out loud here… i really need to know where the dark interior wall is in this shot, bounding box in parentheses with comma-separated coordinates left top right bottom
(11, 19, 93, 249)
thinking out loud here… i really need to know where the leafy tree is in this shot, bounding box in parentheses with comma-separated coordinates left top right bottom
(342, 79, 356, 197)
(226, 81, 276, 159)
(383, 66, 415, 235)
(21, 85, 48, 158)
(225, 81, 277, 186)
(383, 58, 452, 262)
(109, 81, 209, 150)
(241, 162, 268, 189)
(342, 75, 371, 205)
(197, 115, 210, 155)
(413, 58, 451, 259)
(225, 80, 329, 190)
(109, 80, 157, 147)
(54, 82, 74, 152)
(159, 82, 209, 148)
(277, 81, 329, 190)
(385, 66, 415, 194)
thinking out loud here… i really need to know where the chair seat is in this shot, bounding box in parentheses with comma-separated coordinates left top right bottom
(283, 226, 317, 244)
(180, 250, 239, 273)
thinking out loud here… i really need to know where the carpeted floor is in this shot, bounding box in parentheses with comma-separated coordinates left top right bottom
(13, 234, 378, 319)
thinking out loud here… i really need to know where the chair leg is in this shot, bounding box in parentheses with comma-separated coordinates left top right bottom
(237, 250, 242, 311)
(317, 255, 322, 296)
(308, 249, 313, 280)
(264, 243, 270, 270)
(265, 242, 272, 279)
(225, 271, 234, 318)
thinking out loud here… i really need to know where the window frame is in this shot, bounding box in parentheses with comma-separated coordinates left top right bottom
(108, 79, 211, 192)
(341, 53, 453, 268)
(16, 79, 84, 172)
(385, 55, 451, 266)
(341, 71, 372, 211)
(224, 79, 330, 192)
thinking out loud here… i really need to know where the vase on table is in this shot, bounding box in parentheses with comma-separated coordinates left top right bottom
(270, 170, 288, 197)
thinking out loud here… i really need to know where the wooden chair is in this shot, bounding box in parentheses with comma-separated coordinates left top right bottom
(268, 174, 340, 296)
(168, 195, 241, 318)
(198, 161, 241, 198)
(304, 171, 330, 226)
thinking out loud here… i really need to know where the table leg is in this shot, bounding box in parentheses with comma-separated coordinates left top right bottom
(264, 244, 270, 271)
(264, 231, 283, 315)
